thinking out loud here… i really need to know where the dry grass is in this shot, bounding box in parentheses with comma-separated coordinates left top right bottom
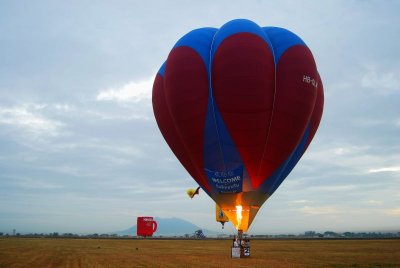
(0, 238, 399, 267)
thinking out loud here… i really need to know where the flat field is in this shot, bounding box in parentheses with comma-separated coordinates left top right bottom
(0, 238, 399, 267)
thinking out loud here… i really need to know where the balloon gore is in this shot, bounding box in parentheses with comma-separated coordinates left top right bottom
(152, 19, 324, 232)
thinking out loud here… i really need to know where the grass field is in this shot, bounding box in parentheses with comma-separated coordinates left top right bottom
(0, 238, 399, 267)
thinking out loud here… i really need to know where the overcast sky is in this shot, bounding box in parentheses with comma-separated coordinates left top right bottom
(1, 0, 399, 235)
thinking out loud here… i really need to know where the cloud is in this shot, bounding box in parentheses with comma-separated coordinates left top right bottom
(306, 144, 371, 165)
(368, 166, 400, 173)
(303, 143, 400, 179)
(364, 200, 383, 205)
(333, 146, 369, 156)
(52, 103, 74, 112)
(10, 176, 64, 190)
(296, 205, 340, 215)
(96, 77, 154, 103)
(85, 110, 151, 121)
(361, 65, 400, 94)
(1, 1, 400, 234)
(307, 184, 357, 192)
(385, 208, 400, 216)
(0, 104, 64, 137)
(332, 145, 371, 156)
(288, 200, 313, 204)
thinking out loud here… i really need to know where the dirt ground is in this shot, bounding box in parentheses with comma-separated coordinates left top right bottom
(0, 238, 399, 267)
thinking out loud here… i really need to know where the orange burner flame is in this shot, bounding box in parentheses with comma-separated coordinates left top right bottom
(235, 205, 243, 229)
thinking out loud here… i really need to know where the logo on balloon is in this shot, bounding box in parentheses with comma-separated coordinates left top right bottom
(303, 75, 318, 88)
(205, 166, 243, 193)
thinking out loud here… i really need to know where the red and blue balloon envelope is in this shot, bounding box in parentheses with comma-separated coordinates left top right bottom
(152, 19, 324, 232)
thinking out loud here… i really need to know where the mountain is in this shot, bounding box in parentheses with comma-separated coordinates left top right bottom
(114, 217, 221, 237)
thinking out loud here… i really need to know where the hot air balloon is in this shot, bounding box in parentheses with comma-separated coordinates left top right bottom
(152, 19, 324, 232)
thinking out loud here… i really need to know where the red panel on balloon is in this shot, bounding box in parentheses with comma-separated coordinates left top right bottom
(256, 45, 318, 189)
(152, 73, 210, 191)
(212, 33, 275, 190)
(164, 46, 210, 190)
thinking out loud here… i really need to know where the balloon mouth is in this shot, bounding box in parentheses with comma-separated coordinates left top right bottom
(213, 191, 269, 232)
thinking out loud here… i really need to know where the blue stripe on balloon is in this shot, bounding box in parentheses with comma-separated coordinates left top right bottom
(173, 27, 218, 68)
(203, 98, 225, 172)
(262, 27, 306, 64)
(258, 124, 310, 194)
(158, 62, 166, 77)
(268, 124, 310, 195)
(203, 94, 248, 188)
(211, 19, 273, 60)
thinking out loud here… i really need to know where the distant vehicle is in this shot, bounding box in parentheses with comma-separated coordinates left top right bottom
(194, 230, 206, 239)
(137, 217, 157, 237)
